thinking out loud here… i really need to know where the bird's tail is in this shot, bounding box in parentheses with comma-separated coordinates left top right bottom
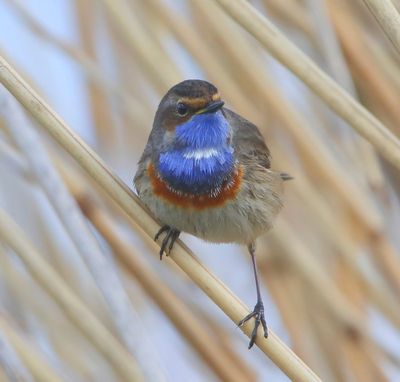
(280, 172, 293, 181)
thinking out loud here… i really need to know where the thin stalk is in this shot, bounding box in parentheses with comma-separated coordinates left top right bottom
(0, 54, 321, 382)
(75, 190, 255, 382)
(0, 87, 166, 382)
(0, 314, 63, 382)
(0, 208, 145, 382)
(362, 0, 400, 56)
(213, 0, 400, 170)
(0, 325, 35, 382)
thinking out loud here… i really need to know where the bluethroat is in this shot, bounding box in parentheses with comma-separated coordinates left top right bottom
(134, 80, 291, 348)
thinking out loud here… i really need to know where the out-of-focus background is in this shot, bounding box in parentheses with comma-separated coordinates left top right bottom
(0, 0, 400, 381)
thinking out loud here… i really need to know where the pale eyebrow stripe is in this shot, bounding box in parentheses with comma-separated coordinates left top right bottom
(179, 93, 221, 108)
(212, 92, 221, 101)
(179, 97, 207, 109)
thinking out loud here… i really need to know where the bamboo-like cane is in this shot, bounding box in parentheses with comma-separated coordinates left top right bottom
(262, 0, 314, 37)
(192, 0, 382, 232)
(75, 191, 255, 382)
(146, 0, 257, 116)
(362, 0, 400, 56)
(98, 0, 180, 90)
(0, 321, 35, 382)
(0, 55, 321, 382)
(304, 0, 382, 185)
(0, 208, 145, 382)
(327, 0, 400, 135)
(9, 0, 147, 126)
(213, 0, 400, 170)
(0, 314, 62, 382)
(75, 0, 116, 157)
(271, 222, 366, 334)
(0, 87, 166, 382)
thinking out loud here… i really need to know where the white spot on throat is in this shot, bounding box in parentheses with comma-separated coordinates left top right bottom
(183, 148, 219, 160)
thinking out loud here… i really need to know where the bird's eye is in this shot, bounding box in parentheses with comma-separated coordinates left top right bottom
(176, 102, 188, 116)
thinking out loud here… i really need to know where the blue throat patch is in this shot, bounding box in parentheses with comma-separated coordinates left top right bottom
(158, 111, 234, 194)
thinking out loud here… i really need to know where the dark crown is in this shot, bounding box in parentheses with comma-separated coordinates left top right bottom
(167, 80, 218, 99)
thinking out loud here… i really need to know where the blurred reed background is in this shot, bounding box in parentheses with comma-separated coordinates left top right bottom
(0, 0, 400, 381)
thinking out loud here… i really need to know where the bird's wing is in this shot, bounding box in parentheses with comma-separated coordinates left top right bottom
(223, 108, 271, 169)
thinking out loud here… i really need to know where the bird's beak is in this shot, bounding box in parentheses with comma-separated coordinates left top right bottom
(196, 100, 225, 114)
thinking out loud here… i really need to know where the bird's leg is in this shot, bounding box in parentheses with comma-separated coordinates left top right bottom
(154, 225, 180, 260)
(238, 242, 268, 349)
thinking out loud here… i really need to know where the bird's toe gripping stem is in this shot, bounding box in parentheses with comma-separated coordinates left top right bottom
(154, 225, 180, 260)
(238, 300, 268, 349)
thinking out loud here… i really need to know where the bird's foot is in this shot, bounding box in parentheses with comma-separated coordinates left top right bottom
(154, 225, 180, 260)
(238, 300, 268, 349)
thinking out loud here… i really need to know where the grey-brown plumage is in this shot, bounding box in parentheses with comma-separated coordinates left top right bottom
(134, 79, 290, 348)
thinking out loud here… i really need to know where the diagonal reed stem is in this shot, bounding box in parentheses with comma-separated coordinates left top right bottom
(0, 208, 144, 382)
(0, 320, 35, 382)
(0, 55, 321, 382)
(0, 313, 62, 382)
(362, 0, 400, 56)
(214, 0, 400, 170)
(0, 87, 166, 382)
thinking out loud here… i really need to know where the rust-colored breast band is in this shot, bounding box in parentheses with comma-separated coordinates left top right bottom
(148, 163, 243, 210)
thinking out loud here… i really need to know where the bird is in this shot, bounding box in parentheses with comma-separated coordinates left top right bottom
(134, 79, 291, 349)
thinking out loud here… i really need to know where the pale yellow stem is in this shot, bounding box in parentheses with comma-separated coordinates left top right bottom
(214, 0, 400, 169)
(0, 55, 321, 382)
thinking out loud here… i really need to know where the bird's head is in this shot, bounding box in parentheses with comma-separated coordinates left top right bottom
(150, 80, 235, 194)
(153, 79, 226, 147)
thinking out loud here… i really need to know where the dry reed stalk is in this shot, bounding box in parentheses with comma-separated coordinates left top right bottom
(300, 285, 341, 379)
(0, 88, 166, 382)
(75, 0, 117, 157)
(98, 0, 180, 90)
(260, 256, 337, 380)
(277, 156, 398, 313)
(369, 39, 400, 93)
(0, 135, 115, 322)
(196, 315, 255, 378)
(306, 0, 355, 95)
(214, 0, 400, 170)
(334, 258, 384, 381)
(0, 323, 34, 382)
(0, 314, 63, 382)
(264, 246, 362, 379)
(292, 181, 400, 328)
(304, 0, 382, 185)
(0, 137, 30, 177)
(55, 156, 254, 380)
(370, 236, 400, 295)
(0, 208, 145, 382)
(344, 337, 387, 382)
(262, 0, 314, 37)
(75, 191, 255, 382)
(11, 132, 394, 334)
(309, 310, 348, 382)
(193, 0, 382, 234)
(0, 56, 322, 382)
(261, 261, 310, 356)
(362, 0, 400, 56)
(0, 240, 102, 381)
(214, 3, 400, 302)
(270, 220, 399, 370)
(270, 222, 366, 335)
(327, 0, 400, 135)
(9, 0, 147, 126)
(148, 0, 258, 119)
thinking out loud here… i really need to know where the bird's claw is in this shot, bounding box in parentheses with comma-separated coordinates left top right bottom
(238, 301, 268, 349)
(154, 225, 180, 260)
